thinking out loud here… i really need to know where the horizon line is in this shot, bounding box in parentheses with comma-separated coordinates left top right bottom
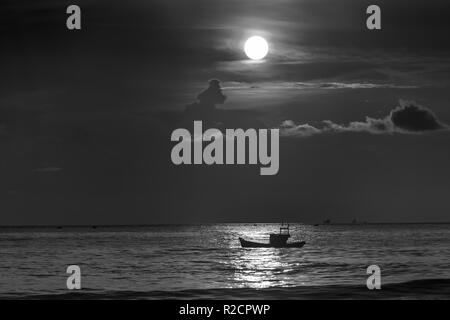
(1, 221, 450, 228)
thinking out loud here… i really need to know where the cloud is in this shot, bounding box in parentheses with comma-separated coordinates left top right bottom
(280, 100, 449, 137)
(390, 101, 446, 131)
(280, 120, 323, 137)
(185, 79, 226, 114)
(221, 81, 418, 91)
(309, 83, 418, 90)
(179, 79, 267, 129)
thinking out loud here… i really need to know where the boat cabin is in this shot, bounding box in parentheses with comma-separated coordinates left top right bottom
(269, 224, 290, 245)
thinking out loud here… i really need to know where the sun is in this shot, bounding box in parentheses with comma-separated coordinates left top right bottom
(244, 36, 269, 60)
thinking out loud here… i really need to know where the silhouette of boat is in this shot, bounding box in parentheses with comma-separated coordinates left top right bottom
(239, 224, 305, 248)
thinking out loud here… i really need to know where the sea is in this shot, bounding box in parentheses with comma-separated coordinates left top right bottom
(0, 223, 449, 299)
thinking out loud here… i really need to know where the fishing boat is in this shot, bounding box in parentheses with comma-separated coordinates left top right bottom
(239, 224, 305, 248)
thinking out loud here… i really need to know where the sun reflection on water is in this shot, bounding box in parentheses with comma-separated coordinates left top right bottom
(227, 228, 309, 289)
(232, 248, 291, 288)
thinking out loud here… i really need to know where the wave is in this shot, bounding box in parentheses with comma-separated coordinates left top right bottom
(5, 278, 450, 300)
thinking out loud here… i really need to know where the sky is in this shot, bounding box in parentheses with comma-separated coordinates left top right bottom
(1, 0, 450, 225)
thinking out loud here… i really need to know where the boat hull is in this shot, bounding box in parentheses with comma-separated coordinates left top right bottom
(239, 237, 305, 248)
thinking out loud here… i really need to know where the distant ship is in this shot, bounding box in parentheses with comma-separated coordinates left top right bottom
(239, 224, 306, 248)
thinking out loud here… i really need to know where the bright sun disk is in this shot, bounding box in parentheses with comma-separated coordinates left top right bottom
(244, 36, 269, 60)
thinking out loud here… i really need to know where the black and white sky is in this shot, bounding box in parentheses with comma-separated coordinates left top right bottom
(1, 0, 450, 224)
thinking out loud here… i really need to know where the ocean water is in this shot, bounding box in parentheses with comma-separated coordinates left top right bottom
(0, 223, 449, 299)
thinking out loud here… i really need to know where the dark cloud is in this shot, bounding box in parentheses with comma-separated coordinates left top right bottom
(280, 100, 449, 137)
(180, 79, 266, 130)
(186, 79, 226, 113)
(390, 101, 446, 131)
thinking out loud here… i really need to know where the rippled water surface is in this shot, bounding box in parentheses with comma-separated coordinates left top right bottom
(0, 224, 449, 299)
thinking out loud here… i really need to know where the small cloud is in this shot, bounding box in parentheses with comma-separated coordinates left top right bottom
(184, 79, 227, 119)
(280, 120, 322, 137)
(280, 100, 448, 137)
